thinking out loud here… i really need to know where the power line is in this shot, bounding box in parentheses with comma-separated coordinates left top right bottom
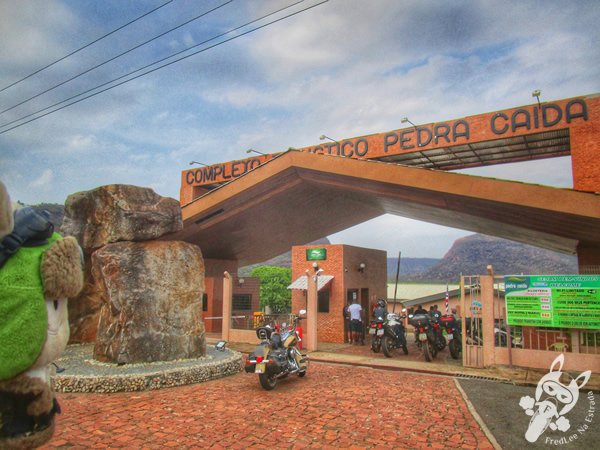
(0, 0, 175, 94)
(0, 0, 233, 116)
(0, 0, 328, 135)
(0, 0, 305, 131)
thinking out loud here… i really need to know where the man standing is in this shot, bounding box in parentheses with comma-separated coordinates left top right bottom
(343, 301, 353, 344)
(348, 299, 363, 345)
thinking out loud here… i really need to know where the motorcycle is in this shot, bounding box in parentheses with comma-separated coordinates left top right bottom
(440, 314, 461, 359)
(244, 311, 308, 390)
(381, 311, 409, 357)
(369, 307, 387, 353)
(430, 312, 447, 352)
(368, 316, 385, 353)
(409, 313, 437, 362)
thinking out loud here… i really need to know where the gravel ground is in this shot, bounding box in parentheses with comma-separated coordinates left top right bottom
(52, 344, 243, 393)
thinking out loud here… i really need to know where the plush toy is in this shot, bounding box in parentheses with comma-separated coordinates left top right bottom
(0, 181, 84, 449)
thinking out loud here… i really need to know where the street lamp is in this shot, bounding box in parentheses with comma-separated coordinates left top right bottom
(532, 89, 542, 108)
(246, 149, 267, 156)
(189, 161, 209, 166)
(401, 117, 416, 127)
(319, 134, 339, 144)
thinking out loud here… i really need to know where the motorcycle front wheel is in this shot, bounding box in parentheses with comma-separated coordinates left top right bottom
(258, 373, 277, 390)
(422, 340, 432, 362)
(381, 336, 395, 358)
(436, 336, 447, 351)
(449, 339, 460, 359)
(371, 337, 381, 353)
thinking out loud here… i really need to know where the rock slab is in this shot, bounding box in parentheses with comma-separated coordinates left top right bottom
(93, 241, 206, 364)
(60, 184, 182, 251)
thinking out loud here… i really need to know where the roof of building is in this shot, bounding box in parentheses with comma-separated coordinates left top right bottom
(386, 283, 459, 302)
(288, 274, 334, 291)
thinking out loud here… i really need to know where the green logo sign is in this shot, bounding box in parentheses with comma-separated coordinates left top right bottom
(504, 275, 600, 329)
(306, 248, 327, 261)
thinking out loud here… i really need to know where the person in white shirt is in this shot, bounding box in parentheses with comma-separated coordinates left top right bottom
(347, 299, 364, 345)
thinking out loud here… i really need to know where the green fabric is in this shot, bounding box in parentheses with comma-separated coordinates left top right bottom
(0, 233, 60, 380)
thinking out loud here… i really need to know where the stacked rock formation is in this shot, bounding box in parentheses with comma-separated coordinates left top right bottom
(60, 184, 206, 364)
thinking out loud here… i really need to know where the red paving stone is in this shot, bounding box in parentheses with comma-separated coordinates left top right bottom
(41, 362, 492, 449)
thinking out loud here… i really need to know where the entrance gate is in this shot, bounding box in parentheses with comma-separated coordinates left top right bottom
(461, 276, 484, 368)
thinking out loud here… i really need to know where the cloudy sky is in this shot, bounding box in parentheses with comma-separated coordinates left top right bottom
(1, 0, 598, 257)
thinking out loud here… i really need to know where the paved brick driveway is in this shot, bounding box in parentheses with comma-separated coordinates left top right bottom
(42, 363, 493, 449)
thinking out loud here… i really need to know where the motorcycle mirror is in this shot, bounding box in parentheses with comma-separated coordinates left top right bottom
(299, 309, 307, 315)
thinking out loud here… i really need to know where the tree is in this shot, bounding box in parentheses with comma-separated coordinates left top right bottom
(250, 266, 292, 313)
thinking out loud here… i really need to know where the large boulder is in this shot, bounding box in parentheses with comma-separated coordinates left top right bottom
(60, 184, 182, 251)
(65, 254, 104, 343)
(93, 241, 206, 364)
(61, 184, 183, 343)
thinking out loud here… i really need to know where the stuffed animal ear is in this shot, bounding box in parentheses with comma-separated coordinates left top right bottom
(41, 236, 84, 299)
(0, 181, 13, 239)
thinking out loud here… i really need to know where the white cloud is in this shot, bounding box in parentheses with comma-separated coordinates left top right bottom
(0, 0, 598, 255)
(28, 169, 54, 189)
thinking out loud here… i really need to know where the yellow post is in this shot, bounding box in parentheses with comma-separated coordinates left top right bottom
(222, 271, 233, 342)
(305, 269, 318, 351)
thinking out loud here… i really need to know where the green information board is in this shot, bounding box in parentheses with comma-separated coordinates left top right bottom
(306, 248, 327, 261)
(504, 275, 600, 329)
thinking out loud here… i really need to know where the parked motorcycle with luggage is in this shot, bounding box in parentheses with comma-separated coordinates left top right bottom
(409, 313, 437, 362)
(430, 311, 447, 352)
(381, 310, 409, 357)
(440, 314, 461, 359)
(244, 311, 308, 390)
(369, 316, 385, 353)
(369, 299, 388, 353)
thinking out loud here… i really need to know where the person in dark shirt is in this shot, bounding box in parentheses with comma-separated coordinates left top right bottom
(373, 298, 388, 320)
(413, 304, 427, 315)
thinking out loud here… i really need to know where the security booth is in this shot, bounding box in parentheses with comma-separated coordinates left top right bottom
(289, 244, 387, 344)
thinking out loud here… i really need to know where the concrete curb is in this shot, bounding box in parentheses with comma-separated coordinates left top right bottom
(454, 378, 503, 450)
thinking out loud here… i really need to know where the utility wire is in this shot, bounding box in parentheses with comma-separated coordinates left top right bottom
(0, 0, 233, 116)
(0, 0, 305, 131)
(0, 0, 327, 135)
(0, 0, 175, 94)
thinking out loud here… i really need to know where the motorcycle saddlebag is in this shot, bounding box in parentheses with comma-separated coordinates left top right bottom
(440, 315, 457, 328)
(409, 314, 430, 327)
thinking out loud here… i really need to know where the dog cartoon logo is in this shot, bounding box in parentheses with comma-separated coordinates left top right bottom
(519, 354, 591, 443)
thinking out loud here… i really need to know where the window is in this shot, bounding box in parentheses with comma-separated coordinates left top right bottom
(202, 293, 208, 312)
(233, 294, 252, 310)
(318, 289, 330, 313)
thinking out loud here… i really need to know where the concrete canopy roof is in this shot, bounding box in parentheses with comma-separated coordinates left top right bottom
(173, 151, 600, 266)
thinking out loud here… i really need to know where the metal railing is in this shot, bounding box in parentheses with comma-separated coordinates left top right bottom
(230, 312, 296, 330)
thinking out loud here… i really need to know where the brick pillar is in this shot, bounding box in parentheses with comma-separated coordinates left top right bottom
(481, 275, 496, 367)
(576, 243, 600, 274)
(306, 270, 318, 351)
(571, 100, 600, 192)
(222, 271, 233, 341)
